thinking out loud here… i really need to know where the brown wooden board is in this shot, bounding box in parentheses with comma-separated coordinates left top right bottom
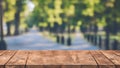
(26, 51, 60, 68)
(90, 50, 115, 68)
(26, 51, 80, 68)
(101, 50, 120, 68)
(75, 51, 97, 68)
(0, 50, 6, 55)
(0, 50, 16, 68)
(0, 50, 119, 68)
(5, 50, 29, 68)
(113, 50, 120, 56)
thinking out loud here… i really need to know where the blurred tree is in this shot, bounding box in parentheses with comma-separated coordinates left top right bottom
(74, 0, 88, 33)
(3, 0, 16, 36)
(29, 0, 50, 29)
(24, 0, 120, 45)
(112, 0, 120, 35)
(14, 0, 27, 35)
(0, 0, 7, 50)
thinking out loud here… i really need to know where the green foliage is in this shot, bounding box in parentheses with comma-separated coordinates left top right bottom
(22, 0, 120, 34)
(3, 0, 16, 22)
(15, 0, 27, 12)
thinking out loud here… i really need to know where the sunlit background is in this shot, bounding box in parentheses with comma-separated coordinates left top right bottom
(0, 0, 120, 50)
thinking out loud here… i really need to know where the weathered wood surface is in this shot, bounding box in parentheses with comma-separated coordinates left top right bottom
(0, 50, 120, 68)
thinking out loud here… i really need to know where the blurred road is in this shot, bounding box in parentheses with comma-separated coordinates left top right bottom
(5, 29, 99, 50)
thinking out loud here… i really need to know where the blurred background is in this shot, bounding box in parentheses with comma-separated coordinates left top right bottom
(0, 0, 120, 50)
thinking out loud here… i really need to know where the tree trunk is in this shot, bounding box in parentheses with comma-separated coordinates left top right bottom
(0, 0, 7, 50)
(67, 23, 72, 46)
(14, 12, 20, 35)
(6, 21, 12, 36)
(105, 32, 110, 50)
(105, 18, 111, 50)
(104, 24, 110, 50)
(113, 21, 118, 35)
(0, 0, 3, 41)
(93, 24, 98, 45)
(61, 34, 65, 44)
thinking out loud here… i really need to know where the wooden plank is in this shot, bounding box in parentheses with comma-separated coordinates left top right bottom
(52, 51, 80, 68)
(52, 50, 70, 55)
(113, 50, 120, 56)
(90, 51, 115, 68)
(0, 50, 119, 68)
(75, 51, 97, 68)
(64, 51, 97, 68)
(37, 50, 54, 56)
(26, 51, 43, 68)
(26, 51, 61, 68)
(56, 52, 80, 68)
(0, 50, 16, 68)
(0, 50, 6, 68)
(5, 50, 29, 68)
(27, 51, 80, 68)
(0, 50, 6, 55)
(101, 50, 120, 68)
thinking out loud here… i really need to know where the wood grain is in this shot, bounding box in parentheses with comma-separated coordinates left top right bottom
(6, 51, 29, 68)
(26, 51, 61, 68)
(76, 51, 97, 68)
(0, 50, 119, 68)
(101, 50, 120, 68)
(90, 50, 115, 68)
(0, 50, 16, 68)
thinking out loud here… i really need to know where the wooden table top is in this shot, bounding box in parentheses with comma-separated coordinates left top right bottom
(0, 50, 120, 68)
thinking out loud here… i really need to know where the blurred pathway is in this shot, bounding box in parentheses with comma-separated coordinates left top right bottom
(71, 32, 99, 50)
(5, 30, 99, 50)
